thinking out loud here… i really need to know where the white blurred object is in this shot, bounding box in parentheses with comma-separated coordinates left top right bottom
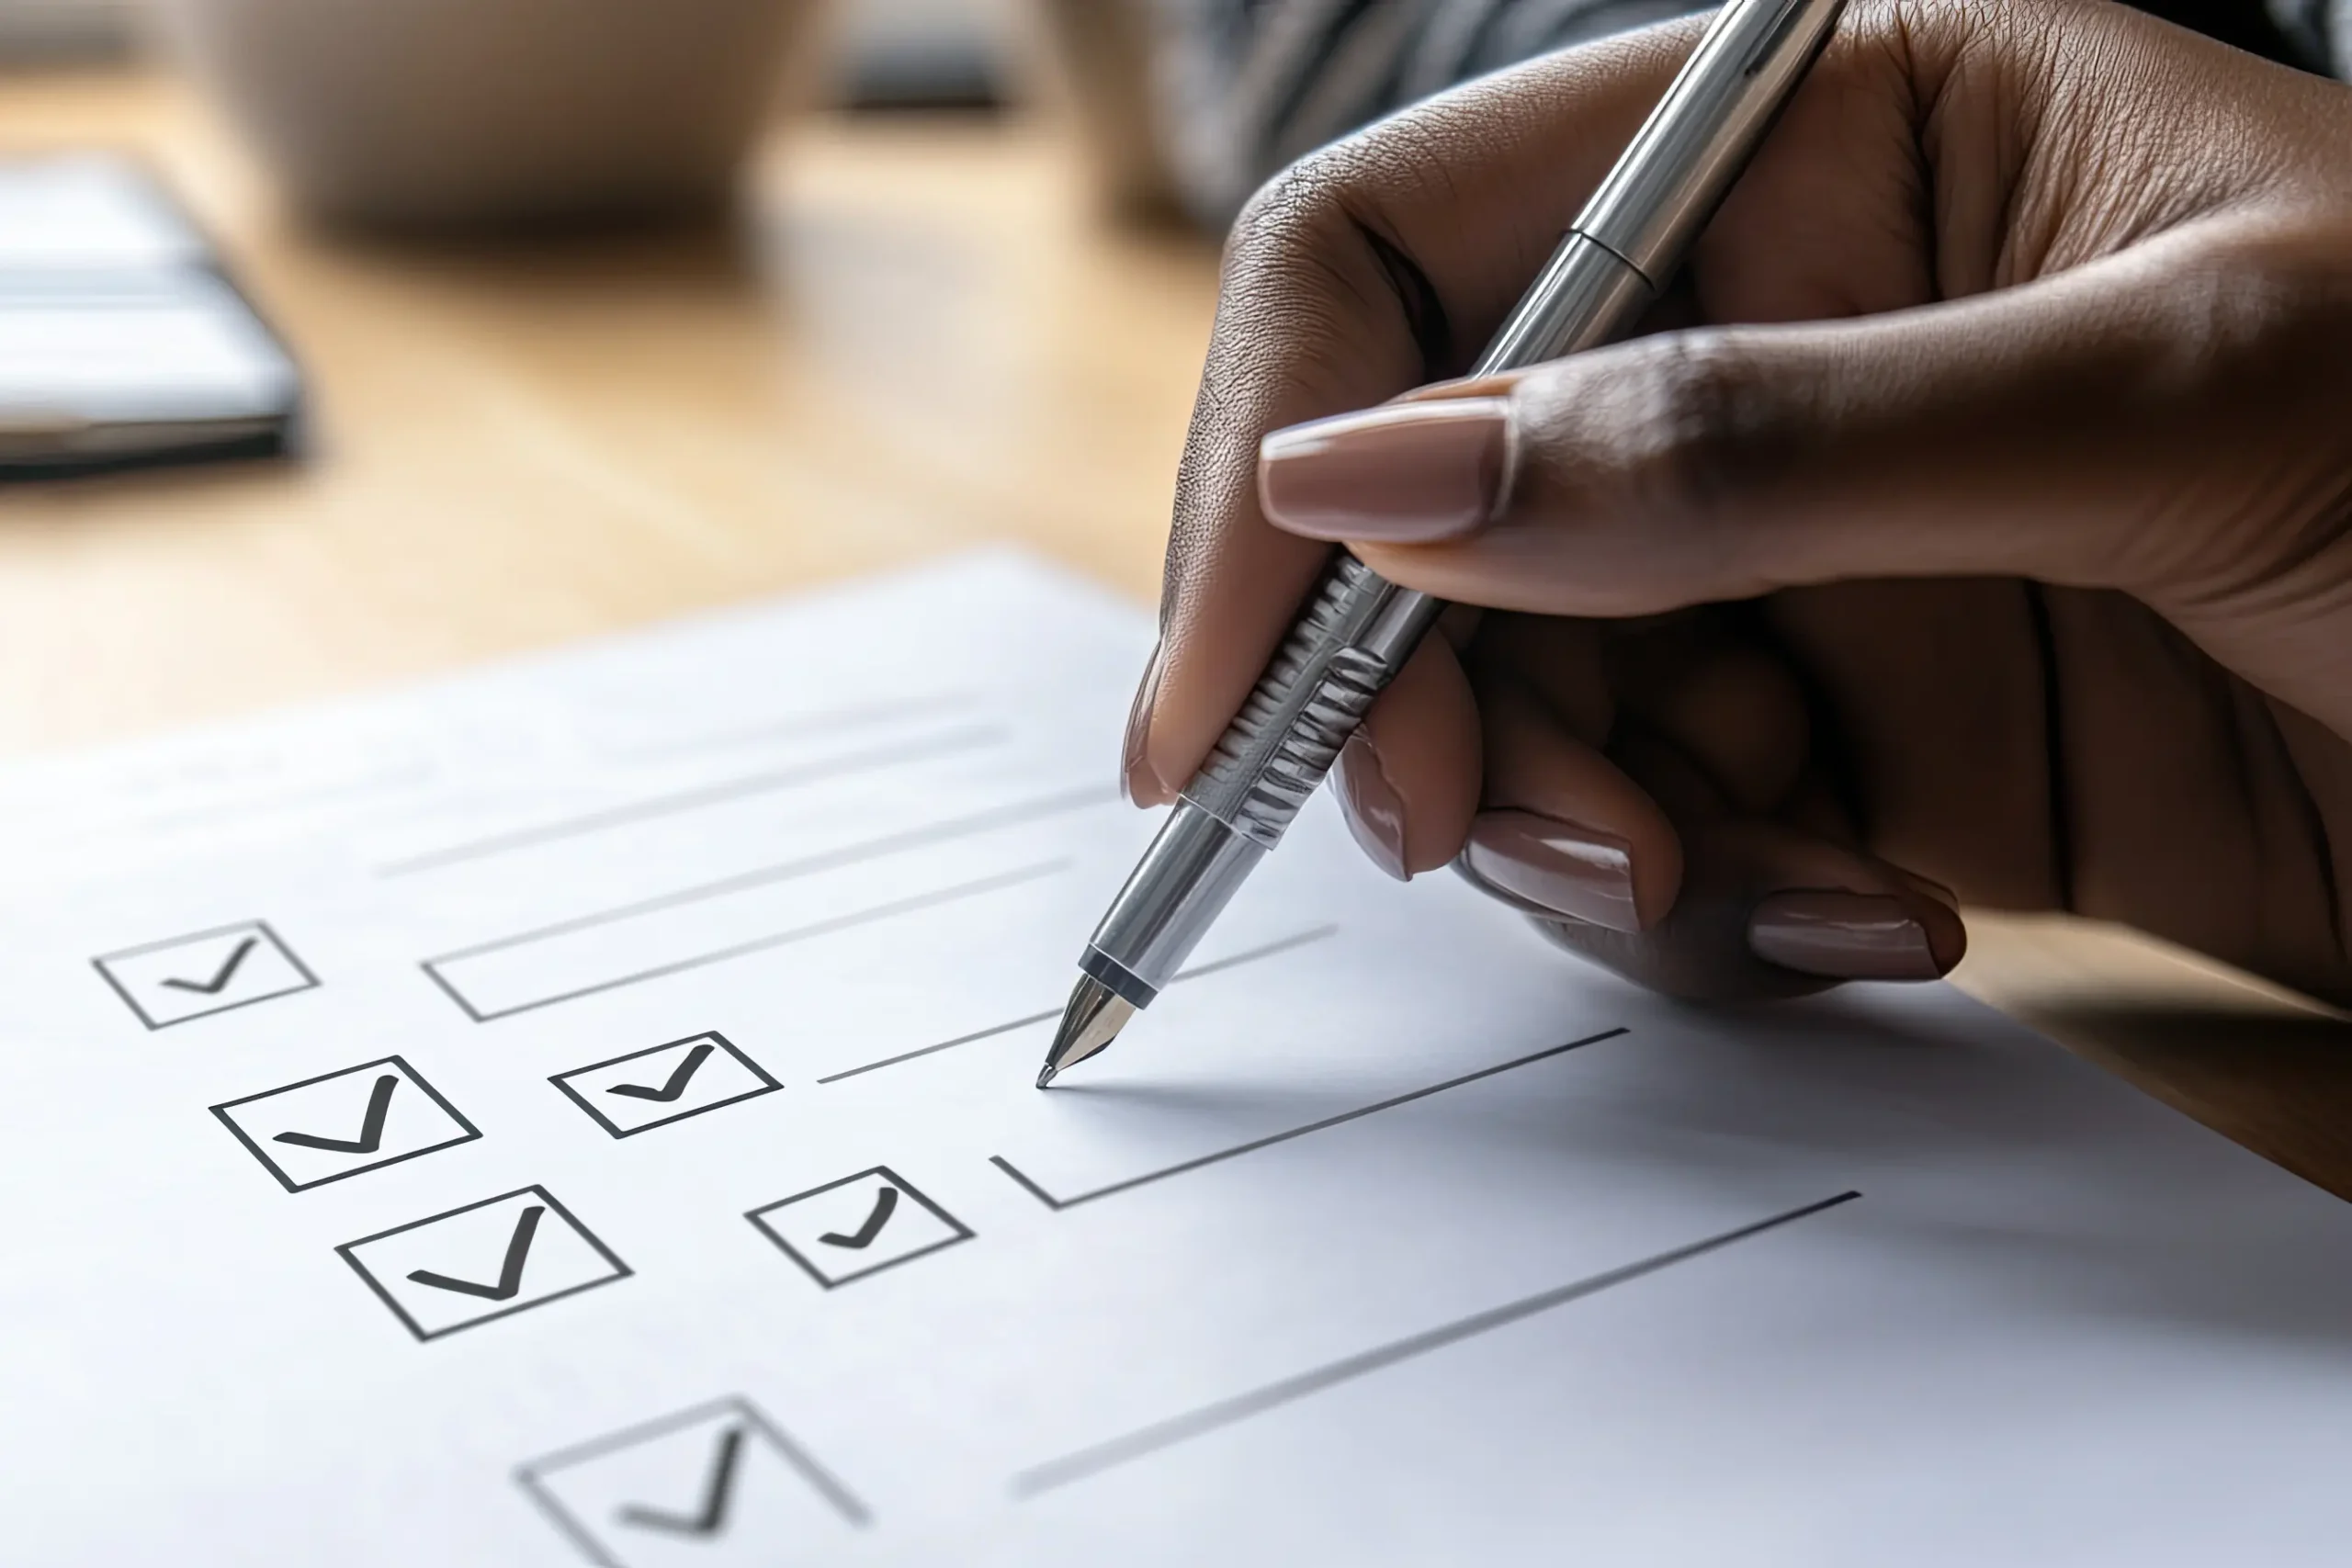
(0, 154, 203, 268)
(164, 0, 821, 230)
(0, 154, 300, 474)
(0, 0, 146, 60)
(831, 0, 1024, 105)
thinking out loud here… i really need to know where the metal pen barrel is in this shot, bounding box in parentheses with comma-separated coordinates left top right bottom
(1049, 0, 1845, 1079)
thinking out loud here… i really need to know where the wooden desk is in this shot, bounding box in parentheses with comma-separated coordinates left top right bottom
(5, 70, 2349, 1197)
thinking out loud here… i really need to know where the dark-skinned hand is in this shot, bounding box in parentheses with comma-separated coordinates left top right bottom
(1125, 0, 2352, 1004)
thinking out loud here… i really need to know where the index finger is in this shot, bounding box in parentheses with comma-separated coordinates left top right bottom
(1133, 20, 1710, 805)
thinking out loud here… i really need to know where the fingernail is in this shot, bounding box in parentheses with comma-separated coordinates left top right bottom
(1333, 729, 1408, 880)
(1747, 891, 1946, 981)
(1461, 808, 1641, 931)
(1259, 398, 1511, 543)
(1120, 642, 1167, 806)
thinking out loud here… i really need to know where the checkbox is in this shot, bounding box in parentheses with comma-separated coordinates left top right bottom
(516, 1396, 868, 1567)
(93, 919, 318, 1030)
(337, 1186, 629, 1342)
(745, 1166, 971, 1290)
(211, 1055, 481, 1192)
(550, 1032, 780, 1139)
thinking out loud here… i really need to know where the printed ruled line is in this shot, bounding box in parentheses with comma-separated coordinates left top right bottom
(421, 784, 1112, 967)
(1012, 1190, 1862, 1495)
(423, 859, 1072, 1022)
(816, 925, 1342, 1086)
(379, 723, 1009, 874)
(610, 692, 978, 762)
(990, 1026, 1629, 1210)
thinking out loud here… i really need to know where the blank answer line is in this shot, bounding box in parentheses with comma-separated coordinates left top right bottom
(421, 859, 1072, 1022)
(1012, 1190, 1862, 1496)
(610, 691, 978, 761)
(1166, 925, 1338, 985)
(420, 784, 1114, 965)
(823, 1010, 1063, 1085)
(989, 1026, 1629, 1211)
(816, 925, 1343, 1086)
(377, 723, 1009, 874)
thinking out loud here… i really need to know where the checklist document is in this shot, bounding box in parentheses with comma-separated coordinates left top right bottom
(2, 553, 2349, 1565)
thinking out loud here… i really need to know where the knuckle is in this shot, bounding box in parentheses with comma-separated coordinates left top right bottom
(1178, 154, 1363, 506)
(2120, 223, 2352, 600)
(1188, 138, 1434, 494)
(1507, 330, 1791, 609)
(1611, 331, 1777, 525)
(1225, 151, 1357, 280)
(2162, 226, 2352, 377)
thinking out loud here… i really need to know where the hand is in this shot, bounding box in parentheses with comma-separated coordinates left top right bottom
(1126, 0, 2352, 1003)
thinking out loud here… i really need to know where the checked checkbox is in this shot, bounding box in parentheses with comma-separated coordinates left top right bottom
(93, 919, 319, 1030)
(210, 1055, 480, 1192)
(746, 1166, 971, 1290)
(337, 1186, 629, 1342)
(550, 1031, 779, 1139)
(516, 1396, 868, 1568)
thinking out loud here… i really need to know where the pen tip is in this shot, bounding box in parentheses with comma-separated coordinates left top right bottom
(1035, 975, 1135, 1089)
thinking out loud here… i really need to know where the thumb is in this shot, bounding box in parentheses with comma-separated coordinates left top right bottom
(1255, 223, 2324, 617)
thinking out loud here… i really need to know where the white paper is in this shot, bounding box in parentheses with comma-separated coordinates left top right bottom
(3, 552, 2349, 1566)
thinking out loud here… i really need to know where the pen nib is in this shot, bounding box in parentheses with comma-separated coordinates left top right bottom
(1035, 976, 1135, 1089)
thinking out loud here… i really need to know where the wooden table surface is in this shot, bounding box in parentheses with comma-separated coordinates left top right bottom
(6, 69, 2349, 1198)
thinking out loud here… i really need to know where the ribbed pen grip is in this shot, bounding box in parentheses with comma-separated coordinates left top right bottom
(1182, 553, 1427, 850)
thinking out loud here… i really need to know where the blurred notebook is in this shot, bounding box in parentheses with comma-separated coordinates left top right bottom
(0, 153, 302, 479)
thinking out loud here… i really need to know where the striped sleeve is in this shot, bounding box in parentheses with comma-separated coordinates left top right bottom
(2267, 0, 2352, 74)
(1145, 0, 1707, 225)
(1142, 0, 2346, 230)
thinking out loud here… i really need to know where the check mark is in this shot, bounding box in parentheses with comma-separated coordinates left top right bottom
(407, 1204, 543, 1300)
(158, 936, 258, 995)
(606, 1042, 716, 1103)
(819, 1187, 899, 1250)
(270, 1074, 399, 1154)
(617, 1426, 744, 1537)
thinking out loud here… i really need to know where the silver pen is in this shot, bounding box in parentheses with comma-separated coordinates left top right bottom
(1038, 0, 1846, 1087)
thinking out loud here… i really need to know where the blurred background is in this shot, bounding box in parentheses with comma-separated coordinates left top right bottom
(0, 0, 1230, 758)
(0, 0, 1038, 107)
(0, 0, 2312, 762)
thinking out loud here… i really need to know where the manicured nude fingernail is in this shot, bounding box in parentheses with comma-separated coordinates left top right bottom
(1259, 398, 1511, 543)
(1461, 808, 1641, 931)
(1747, 892, 1945, 981)
(1120, 642, 1167, 806)
(1333, 729, 1408, 880)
